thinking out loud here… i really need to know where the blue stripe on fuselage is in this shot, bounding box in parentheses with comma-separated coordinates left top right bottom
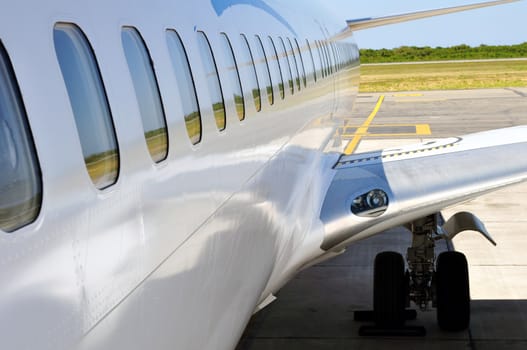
(211, 0, 297, 35)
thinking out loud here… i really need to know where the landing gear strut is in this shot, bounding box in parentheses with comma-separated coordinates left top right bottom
(356, 212, 493, 335)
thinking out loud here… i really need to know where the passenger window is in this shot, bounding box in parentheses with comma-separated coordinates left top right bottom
(336, 43, 343, 71)
(121, 27, 168, 163)
(286, 38, 301, 91)
(277, 37, 294, 95)
(219, 33, 245, 121)
(330, 42, 339, 72)
(324, 41, 334, 75)
(341, 44, 347, 67)
(254, 35, 273, 106)
(166, 30, 202, 145)
(343, 46, 347, 69)
(239, 34, 261, 112)
(267, 37, 285, 100)
(0, 43, 42, 232)
(319, 40, 330, 76)
(197, 31, 226, 131)
(54, 23, 119, 190)
(313, 40, 326, 79)
(294, 39, 307, 88)
(306, 39, 317, 83)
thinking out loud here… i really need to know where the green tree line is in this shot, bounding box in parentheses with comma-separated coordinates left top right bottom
(360, 43, 527, 63)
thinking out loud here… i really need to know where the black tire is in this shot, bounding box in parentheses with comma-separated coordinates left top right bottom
(373, 251, 406, 327)
(436, 251, 470, 331)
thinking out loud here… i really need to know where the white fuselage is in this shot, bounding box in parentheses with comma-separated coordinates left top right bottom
(0, 0, 359, 349)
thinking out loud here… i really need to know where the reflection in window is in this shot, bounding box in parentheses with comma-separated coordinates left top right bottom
(319, 40, 330, 77)
(335, 43, 341, 70)
(336, 45, 341, 70)
(277, 37, 294, 95)
(306, 39, 317, 83)
(254, 35, 273, 106)
(329, 42, 338, 72)
(317, 40, 326, 76)
(339, 44, 344, 70)
(197, 31, 226, 131)
(286, 38, 301, 92)
(166, 30, 201, 144)
(54, 23, 119, 189)
(122, 27, 168, 162)
(0, 43, 42, 232)
(220, 33, 245, 121)
(324, 41, 333, 75)
(267, 37, 284, 100)
(239, 34, 261, 112)
(315, 40, 326, 78)
(334, 43, 340, 71)
(294, 39, 307, 88)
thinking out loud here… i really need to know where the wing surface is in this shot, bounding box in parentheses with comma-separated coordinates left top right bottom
(320, 126, 527, 251)
(346, 0, 519, 31)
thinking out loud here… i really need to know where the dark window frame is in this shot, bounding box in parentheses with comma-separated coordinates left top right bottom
(306, 39, 317, 83)
(197, 31, 226, 132)
(54, 22, 120, 190)
(320, 40, 331, 76)
(121, 26, 169, 163)
(254, 35, 274, 106)
(0, 41, 43, 232)
(286, 38, 301, 92)
(277, 36, 294, 95)
(267, 36, 285, 100)
(220, 33, 246, 121)
(324, 41, 334, 74)
(166, 29, 203, 145)
(315, 40, 326, 78)
(240, 33, 262, 112)
(293, 38, 307, 88)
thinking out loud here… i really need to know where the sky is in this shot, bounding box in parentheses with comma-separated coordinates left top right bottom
(328, 0, 526, 49)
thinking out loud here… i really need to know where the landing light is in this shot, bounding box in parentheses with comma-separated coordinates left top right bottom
(351, 189, 388, 217)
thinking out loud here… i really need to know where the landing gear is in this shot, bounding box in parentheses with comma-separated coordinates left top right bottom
(356, 212, 491, 335)
(436, 251, 470, 331)
(373, 252, 406, 327)
(355, 250, 425, 336)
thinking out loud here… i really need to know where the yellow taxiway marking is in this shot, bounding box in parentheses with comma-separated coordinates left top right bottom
(415, 124, 432, 135)
(344, 95, 385, 155)
(342, 95, 433, 154)
(340, 124, 432, 138)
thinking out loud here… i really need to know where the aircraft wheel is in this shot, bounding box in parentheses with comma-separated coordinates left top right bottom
(373, 251, 406, 327)
(436, 251, 470, 331)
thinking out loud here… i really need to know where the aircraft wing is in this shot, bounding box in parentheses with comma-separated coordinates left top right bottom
(320, 126, 527, 251)
(346, 0, 520, 31)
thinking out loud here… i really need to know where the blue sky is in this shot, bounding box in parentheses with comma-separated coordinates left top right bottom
(329, 0, 526, 49)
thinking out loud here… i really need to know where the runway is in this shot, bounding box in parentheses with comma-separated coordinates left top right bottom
(237, 88, 527, 349)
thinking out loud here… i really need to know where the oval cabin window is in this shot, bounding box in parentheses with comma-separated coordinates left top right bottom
(166, 30, 202, 145)
(219, 33, 245, 121)
(122, 27, 169, 163)
(0, 42, 42, 232)
(54, 23, 120, 189)
(197, 31, 226, 131)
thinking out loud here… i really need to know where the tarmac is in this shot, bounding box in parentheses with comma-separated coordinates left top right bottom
(236, 88, 527, 350)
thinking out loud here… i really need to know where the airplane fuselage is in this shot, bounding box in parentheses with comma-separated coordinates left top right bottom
(0, 1, 359, 348)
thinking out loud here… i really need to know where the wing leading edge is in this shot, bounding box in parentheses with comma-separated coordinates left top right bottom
(320, 126, 527, 251)
(346, 0, 519, 31)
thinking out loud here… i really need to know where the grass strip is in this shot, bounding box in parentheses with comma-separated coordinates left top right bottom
(359, 60, 527, 92)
